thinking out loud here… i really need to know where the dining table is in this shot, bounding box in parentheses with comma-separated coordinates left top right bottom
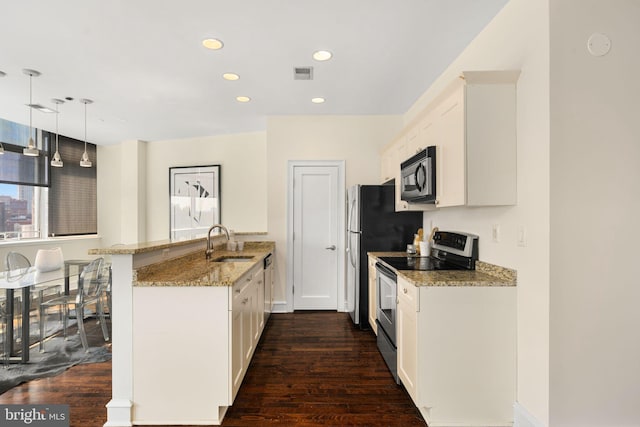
(1, 264, 85, 363)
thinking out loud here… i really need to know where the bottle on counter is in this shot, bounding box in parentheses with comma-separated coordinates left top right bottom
(414, 228, 423, 255)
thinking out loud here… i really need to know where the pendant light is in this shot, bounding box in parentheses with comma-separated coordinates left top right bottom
(50, 98, 65, 167)
(22, 69, 41, 156)
(79, 98, 93, 168)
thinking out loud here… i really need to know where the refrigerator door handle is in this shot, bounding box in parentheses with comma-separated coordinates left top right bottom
(349, 232, 358, 267)
(347, 197, 356, 232)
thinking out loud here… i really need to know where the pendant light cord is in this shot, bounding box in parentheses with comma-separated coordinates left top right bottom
(29, 73, 33, 145)
(84, 100, 87, 151)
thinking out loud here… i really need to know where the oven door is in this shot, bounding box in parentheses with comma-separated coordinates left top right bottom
(375, 262, 397, 345)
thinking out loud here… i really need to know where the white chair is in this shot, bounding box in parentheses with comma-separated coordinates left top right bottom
(39, 257, 110, 352)
(6, 251, 63, 343)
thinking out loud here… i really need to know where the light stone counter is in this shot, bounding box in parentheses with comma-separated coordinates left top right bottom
(368, 251, 516, 287)
(133, 241, 275, 287)
(88, 231, 267, 255)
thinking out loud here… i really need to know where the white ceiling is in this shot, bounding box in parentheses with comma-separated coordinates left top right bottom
(0, 0, 507, 146)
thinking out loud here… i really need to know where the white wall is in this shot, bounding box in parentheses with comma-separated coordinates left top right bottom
(549, 1, 640, 425)
(405, 0, 551, 424)
(97, 132, 268, 245)
(145, 132, 267, 241)
(266, 115, 403, 304)
(97, 144, 124, 247)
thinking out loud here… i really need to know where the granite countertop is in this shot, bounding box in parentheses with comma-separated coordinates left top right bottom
(133, 241, 275, 287)
(368, 252, 516, 287)
(89, 232, 267, 255)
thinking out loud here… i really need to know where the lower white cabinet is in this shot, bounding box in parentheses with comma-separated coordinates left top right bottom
(132, 255, 272, 425)
(233, 263, 264, 399)
(396, 276, 516, 427)
(397, 277, 419, 400)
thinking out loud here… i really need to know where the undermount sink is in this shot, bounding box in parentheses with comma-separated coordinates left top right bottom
(211, 256, 254, 262)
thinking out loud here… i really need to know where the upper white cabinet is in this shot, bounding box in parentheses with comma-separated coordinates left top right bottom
(380, 70, 520, 210)
(407, 110, 437, 156)
(436, 71, 520, 207)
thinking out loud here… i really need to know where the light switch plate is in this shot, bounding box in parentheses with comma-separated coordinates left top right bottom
(517, 226, 527, 247)
(492, 224, 500, 243)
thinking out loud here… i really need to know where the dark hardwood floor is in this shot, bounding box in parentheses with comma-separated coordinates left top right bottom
(1, 312, 426, 426)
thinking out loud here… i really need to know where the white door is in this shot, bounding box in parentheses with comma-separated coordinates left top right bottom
(291, 164, 341, 310)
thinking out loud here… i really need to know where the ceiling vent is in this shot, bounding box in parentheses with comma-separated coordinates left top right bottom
(294, 66, 313, 80)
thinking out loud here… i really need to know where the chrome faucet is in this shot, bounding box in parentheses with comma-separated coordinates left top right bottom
(206, 224, 230, 260)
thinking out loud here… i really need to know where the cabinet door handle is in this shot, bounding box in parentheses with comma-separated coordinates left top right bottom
(325, 245, 336, 250)
(403, 288, 408, 294)
(235, 289, 241, 294)
(242, 298, 249, 305)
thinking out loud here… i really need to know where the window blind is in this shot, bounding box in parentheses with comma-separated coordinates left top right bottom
(0, 141, 50, 186)
(48, 134, 97, 236)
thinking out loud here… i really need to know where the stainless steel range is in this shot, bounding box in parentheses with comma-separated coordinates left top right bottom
(374, 231, 479, 383)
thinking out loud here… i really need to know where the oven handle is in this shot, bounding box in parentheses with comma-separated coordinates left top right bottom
(375, 262, 397, 281)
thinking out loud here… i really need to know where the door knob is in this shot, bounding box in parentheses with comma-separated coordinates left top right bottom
(325, 245, 336, 250)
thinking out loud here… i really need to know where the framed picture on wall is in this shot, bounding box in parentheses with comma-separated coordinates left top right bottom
(169, 165, 221, 240)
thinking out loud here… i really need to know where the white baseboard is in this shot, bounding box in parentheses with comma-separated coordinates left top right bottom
(104, 399, 133, 427)
(272, 301, 290, 313)
(271, 302, 347, 314)
(513, 402, 545, 427)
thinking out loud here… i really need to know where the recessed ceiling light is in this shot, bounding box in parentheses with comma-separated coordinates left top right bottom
(311, 97, 325, 104)
(202, 38, 224, 50)
(223, 73, 239, 81)
(236, 96, 251, 103)
(313, 50, 332, 61)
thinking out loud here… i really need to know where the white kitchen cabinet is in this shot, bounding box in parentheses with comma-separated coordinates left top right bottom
(232, 264, 260, 398)
(434, 71, 519, 207)
(367, 255, 378, 333)
(128, 245, 275, 426)
(380, 143, 396, 184)
(380, 70, 519, 210)
(264, 257, 274, 320)
(397, 276, 419, 402)
(396, 276, 516, 426)
(406, 111, 437, 156)
(230, 301, 243, 398)
(253, 266, 264, 343)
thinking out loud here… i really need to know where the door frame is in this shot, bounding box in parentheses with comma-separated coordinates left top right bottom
(286, 160, 345, 313)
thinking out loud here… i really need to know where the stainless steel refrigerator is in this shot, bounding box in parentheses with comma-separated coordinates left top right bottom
(346, 185, 422, 328)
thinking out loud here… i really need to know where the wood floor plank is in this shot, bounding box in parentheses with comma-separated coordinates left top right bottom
(1, 312, 426, 426)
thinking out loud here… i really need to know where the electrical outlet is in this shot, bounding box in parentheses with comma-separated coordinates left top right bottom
(517, 226, 527, 247)
(492, 224, 500, 243)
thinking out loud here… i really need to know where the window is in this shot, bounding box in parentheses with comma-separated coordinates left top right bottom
(48, 135, 97, 236)
(0, 117, 97, 240)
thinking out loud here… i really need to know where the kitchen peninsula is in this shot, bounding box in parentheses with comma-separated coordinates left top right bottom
(90, 236, 275, 426)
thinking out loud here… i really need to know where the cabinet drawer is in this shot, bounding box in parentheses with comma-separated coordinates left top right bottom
(231, 265, 259, 306)
(397, 278, 419, 312)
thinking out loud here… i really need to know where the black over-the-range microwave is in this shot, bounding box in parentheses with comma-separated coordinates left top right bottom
(400, 146, 436, 203)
